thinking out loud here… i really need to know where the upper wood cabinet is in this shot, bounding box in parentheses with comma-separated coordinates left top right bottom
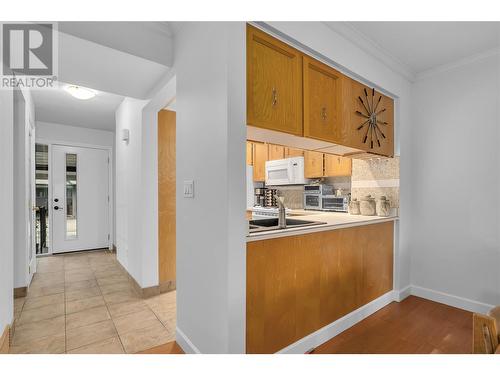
(304, 151, 324, 179)
(247, 25, 303, 136)
(252, 142, 268, 182)
(267, 144, 285, 161)
(285, 147, 304, 158)
(246, 141, 254, 166)
(324, 154, 352, 177)
(343, 78, 394, 157)
(303, 56, 344, 144)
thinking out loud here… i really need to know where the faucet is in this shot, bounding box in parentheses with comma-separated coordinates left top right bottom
(277, 196, 286, 229)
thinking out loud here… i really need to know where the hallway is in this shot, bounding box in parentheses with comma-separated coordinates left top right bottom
(10, 250, 176, 354)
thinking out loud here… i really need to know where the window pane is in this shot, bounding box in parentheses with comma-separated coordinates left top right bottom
(66, 153, 77, 239)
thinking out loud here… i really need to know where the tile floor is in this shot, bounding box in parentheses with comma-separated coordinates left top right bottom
(10, 250, 176, 354)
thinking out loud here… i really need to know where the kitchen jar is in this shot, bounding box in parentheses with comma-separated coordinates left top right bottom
(348, 198, 360, 215)
(376, 196, 391, 217)
(360, 195, 376, 216)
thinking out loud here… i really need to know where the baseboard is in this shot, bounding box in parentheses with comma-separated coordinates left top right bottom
(176, 327, 200, 354)
(0, 325, 10, 354)
(410, 285, 494, 314)
(277, 290, 395, 354)
(13, 287, 27, 298)
(394, 285, 412, 302)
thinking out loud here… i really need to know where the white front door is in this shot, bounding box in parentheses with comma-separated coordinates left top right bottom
(52, 145, 110, 253)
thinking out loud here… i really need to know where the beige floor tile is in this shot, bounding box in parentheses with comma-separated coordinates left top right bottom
(97, 275, 129, 286)
(37, 262, 65, 273)
(65, 286, 101, 302)
(10, 333, 65, 354)
(65, 269, 95, 283)
(112, 308, 160, 336)
(66, 319, 117, 351)
(23, 293, 65, 311)
(91, 263, 122, 273)
(102, 289, 139, 305)
(119, 319, 173, 353)
(27, 283, 65, 298)
(67, 336, 124, 354)
(65, 278, 98, 292)
(145, 291, 176, 313)
(66, 295, 105, 314)
(93, 269, 126, 279)
(14, 297, 25, 312)
(99, 281, 134, 295)
(17, 303, 65, 325)
(66, 306, 110, 330)
(33, 270, 65, 283)
(107, 300, 150, 319)
(12, 316, 65, 346)
(155, 310, 176, 328)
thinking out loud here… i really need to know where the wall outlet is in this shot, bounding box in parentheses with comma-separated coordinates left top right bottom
(183, 180, 194, 198)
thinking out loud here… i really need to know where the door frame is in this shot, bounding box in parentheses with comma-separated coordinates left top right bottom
(36, 138, 114, 254)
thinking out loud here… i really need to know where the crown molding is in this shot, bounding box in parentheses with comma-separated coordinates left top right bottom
(324, 22, 417, 82)
(416, 47, 500, 81)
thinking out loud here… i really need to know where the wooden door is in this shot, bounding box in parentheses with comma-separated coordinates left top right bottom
(246, 141, 254, 165)
(343, 78, 394, 157)
(304, 151, 324, 178)
(267, 144, 285, 160)
(285, 147, 304, 158)
(323, 154, 352, 177)
(247, 24, 303, 136)
(252, 142, 268, 182)
(158, 110, 176, 288)
(303, 55, 344, 143)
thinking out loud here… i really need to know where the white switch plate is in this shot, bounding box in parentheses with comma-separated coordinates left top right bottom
(183, 180, 194, 198)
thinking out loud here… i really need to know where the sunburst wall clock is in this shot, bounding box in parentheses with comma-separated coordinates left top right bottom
(355, 88, 389, 149)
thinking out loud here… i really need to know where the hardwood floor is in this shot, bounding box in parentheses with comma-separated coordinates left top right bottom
(138, 341, 184, 354)
(311, 296, 473, 354)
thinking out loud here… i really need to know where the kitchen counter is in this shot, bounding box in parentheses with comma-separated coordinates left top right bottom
(247, 210, 398, 242)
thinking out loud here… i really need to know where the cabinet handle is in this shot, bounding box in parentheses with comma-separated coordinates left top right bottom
(321, 107, 327, 121)
(272, 88, 278, 107)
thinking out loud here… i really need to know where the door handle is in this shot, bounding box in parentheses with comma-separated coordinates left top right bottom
(54, 206, 63, 211)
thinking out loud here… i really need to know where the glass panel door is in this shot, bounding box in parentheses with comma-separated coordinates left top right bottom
(35, 143, 49, 254)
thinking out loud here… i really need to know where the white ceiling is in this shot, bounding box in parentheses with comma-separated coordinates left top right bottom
(326, 22, 500, 79)
(32, 83, 124, 131)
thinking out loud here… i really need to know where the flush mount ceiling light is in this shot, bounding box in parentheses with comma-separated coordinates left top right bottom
(65, 85, 97, 100)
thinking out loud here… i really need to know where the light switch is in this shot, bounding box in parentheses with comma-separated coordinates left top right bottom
(183, 180, 194, 198)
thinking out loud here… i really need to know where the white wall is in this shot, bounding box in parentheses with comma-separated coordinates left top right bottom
(115, 98, 148, 284)
(13, 87, 35, 288)
(174, 22, 246, 354)
(36, 121, 114, 147)
(0, 88, 14, 331)
(410, 53, 500, 308)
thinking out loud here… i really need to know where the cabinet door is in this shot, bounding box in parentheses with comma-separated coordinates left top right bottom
(252, 142, 268, 182)
(344, 78, 394, 157)
(267, 144, 285, 161)
(247, 25, 303, 136)
(303, 56, 343, 143)
(285, 147, 304, 158)
(246, 141, 254, 166)
(304, 151, 324, 178)
(323, 154, 352, 177)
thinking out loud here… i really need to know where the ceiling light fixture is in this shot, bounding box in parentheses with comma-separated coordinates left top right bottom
(65, 85, 97, 100)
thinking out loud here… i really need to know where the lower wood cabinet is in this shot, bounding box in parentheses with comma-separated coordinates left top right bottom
(246, 221, 394, 353)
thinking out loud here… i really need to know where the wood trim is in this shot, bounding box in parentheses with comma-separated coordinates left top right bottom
(473, 313, 499, 354)
(0, 325, 10, 354)
(14, 287, 27, 299)
(158, 109, 176, 285)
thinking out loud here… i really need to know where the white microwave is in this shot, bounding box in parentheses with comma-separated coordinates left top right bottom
(265, 157, 305, 186)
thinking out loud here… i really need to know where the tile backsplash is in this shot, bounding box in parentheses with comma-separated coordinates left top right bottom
(258, 156, 400, 210)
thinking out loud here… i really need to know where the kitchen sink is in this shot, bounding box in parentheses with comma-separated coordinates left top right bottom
(249, 218, 326, 233)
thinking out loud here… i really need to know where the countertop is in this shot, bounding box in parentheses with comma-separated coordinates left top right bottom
(247, 209, 398, 242)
